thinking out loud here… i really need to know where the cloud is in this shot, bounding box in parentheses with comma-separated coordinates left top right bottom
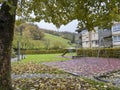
(35, 20, 78, 32)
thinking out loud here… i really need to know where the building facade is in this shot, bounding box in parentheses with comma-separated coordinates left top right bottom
(82, 30, 99, 48)
(112, 22, 120, 47)
(98, 29, 112, 47)
(76, 27, 113, 48)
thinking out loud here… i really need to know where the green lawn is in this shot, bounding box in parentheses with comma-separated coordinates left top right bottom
(18, 53, 73, 63)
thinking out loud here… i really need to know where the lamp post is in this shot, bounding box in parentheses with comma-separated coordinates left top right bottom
(17, 28, 22, 61)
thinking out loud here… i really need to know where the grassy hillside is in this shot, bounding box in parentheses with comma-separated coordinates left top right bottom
(13, 32, 70, 50)
(42, 29, 79, 42)
(44, 33, 70, 46)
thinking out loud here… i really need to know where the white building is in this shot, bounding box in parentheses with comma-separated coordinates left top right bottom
(77, 23, 120, 48)
(77, 28, 112, 48)
(82, 30, 99, 48)
(112, 22, 120, 47)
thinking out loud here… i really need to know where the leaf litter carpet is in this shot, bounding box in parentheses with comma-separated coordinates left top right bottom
(43, 57, 120, 77)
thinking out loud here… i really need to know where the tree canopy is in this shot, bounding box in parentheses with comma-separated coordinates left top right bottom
(16, 0, 120, 31)
(0, 0, 119, 31)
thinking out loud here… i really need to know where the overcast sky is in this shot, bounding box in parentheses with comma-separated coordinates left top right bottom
(35, 19, 78, 33)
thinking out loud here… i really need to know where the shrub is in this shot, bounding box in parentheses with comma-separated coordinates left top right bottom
(77, 48, 120, 58)
(21, 49, 66, 54)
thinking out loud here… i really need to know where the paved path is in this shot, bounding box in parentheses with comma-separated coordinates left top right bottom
(43, 57, 120, 77)
(11, 73, 72, 79)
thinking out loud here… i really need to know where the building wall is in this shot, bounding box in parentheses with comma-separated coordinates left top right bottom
(82, 31, 89, 48)
(82, 30, 99, 48)
(91, 31, 99, 48)
(98, 29, 112, 47)
(77, 23, 120, 48)
(112, 22, 120, 47)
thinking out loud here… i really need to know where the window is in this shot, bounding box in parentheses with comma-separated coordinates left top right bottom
(92, 40, 98, 45)
(92, 41, 94, 43)
(95, 40, 98, 45)
(104, 29, 108, 32)
(112, 24, 120, 32)
(113, 36, 117, 41)
(113, 35, 120, 42)
(86, 41, 88, 45)
(118, 35, 120, 40)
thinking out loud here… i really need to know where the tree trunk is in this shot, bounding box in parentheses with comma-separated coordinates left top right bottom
(89, 31, 92, 48)
(0, 1, 17, 90)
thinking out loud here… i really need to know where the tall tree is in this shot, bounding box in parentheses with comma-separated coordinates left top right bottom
(0, 0, 17, 90)
(0, 0, 120, 89)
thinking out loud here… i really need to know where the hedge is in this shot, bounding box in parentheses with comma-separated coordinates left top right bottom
(77, 48, 120, 58)
(20, 49, 66, 54)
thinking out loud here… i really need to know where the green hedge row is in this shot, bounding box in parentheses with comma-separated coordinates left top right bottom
(20, 49, 66, 54)
(77, 48, 120, 58)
